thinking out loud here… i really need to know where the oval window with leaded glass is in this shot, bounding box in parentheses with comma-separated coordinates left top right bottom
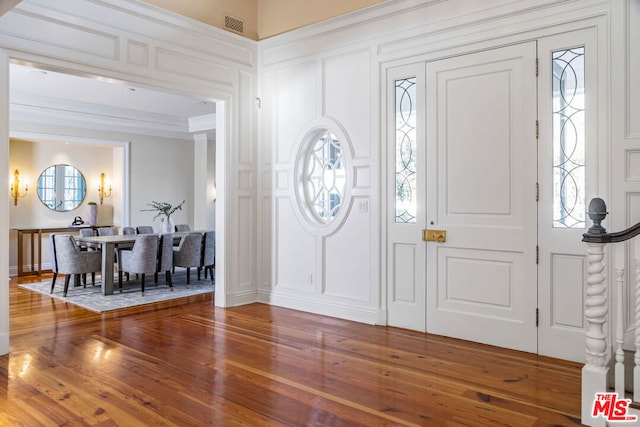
(302, 130, 347, 224)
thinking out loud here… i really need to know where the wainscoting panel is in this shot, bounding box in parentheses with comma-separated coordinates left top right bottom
(323, 49, 372, 158)
(392, 243, 417, 304)
(155, 47, 233, 87)
(274, 197, 316, 292)
(127, 40, 149, 67)
(238, 195, 255, 289)
(550, 253, 585, 329)
(275, 60, 318, 165)
(324, 199, 371, 302)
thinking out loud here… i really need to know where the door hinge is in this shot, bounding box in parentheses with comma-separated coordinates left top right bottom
(535, 120, 539, 139)
(535, 182, 539, 202)
(535, 58, 539, 77)
(536, 308, 539, 327)
(536, 245, 539, 264)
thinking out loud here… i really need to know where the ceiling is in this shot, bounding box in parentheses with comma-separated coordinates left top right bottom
(9, 62, 217, 140)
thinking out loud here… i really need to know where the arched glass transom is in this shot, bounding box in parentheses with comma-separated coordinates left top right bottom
(302, 131, 347, 224)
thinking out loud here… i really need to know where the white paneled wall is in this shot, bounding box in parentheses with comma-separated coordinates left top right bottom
(258, 0, 628, 351)
(263, 40, 377, 321)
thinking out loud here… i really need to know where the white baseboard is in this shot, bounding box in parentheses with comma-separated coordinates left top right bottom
(258, 290, 378, 325)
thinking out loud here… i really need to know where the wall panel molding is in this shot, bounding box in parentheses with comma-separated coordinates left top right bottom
(126, 40, 148, 67)
(628, 0, 640, 138)
(1, 9, 119, 60)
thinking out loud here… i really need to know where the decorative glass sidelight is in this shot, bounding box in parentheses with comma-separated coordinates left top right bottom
(552, 47, 586, 228)
(395, 77, 417, 223)
(303, 131, 346, 223)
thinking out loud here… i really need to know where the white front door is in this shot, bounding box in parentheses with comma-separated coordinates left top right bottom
(425, 42, 539, 353)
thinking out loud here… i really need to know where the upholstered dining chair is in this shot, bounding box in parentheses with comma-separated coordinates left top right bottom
(117, 234, 159, 296)
(122, 226, 136, 235)
(52, 234, 102, 297)
(136, 225, 155, 234)
(48, 233, 59, 292)
(173, 232, 202, 287)
(97, 227, 116, 236)
(77, 228, 98, 251)
(154, 233, 174, 290)
(174, 224, 190, 232)
(78, 229, 94, 238)
(198, 231, 215, 283)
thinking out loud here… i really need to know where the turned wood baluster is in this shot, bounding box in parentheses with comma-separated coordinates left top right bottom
(582, 198, 609, 427)
(614, 244, 625, 396)
(582, 242, 609, 427)
(585, 242, 608, 367)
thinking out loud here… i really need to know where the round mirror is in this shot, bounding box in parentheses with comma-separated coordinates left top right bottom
(37, 164, 87, 211)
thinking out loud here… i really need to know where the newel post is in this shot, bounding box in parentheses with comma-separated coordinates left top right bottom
(582, 198, 609, 427)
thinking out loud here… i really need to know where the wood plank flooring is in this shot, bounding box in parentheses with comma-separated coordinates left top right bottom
(1, 274, 583, 426)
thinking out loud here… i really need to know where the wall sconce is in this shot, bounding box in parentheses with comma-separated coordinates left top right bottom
(10, 169, 28, 206)
(98, 172, 112, 204)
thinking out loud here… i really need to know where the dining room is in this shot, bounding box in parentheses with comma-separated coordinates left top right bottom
(7, 64, 218, 289)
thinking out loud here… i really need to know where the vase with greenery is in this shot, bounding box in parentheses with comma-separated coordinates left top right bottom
(141, 200, 185, 233)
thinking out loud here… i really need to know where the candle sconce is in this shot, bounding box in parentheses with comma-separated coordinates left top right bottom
(10, 169, 28, 206)
(98, 172, 112, 204)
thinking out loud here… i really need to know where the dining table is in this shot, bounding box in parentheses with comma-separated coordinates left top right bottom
(74, 234, 137, 295)
(75, 231, 204, 295)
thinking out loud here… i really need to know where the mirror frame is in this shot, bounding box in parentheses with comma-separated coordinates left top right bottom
(36, 164, 87, 212)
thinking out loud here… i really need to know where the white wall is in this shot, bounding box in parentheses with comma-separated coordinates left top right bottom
(9, 137, 115, 275)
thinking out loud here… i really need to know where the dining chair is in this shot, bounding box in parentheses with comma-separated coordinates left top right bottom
(78, 228, 100, 251)
(78, 229, 94, 237)
(174, 224, 190, 232)
(48, 234, 59, 293)
(198, 231, 215, 283)
(117, 234, 159, 296)
(136, 225, 155, 234)
(154, 233, 174, 290)
(53, 234, 102, 297)
(97, 227, 116, 236)
(122, 226, 136, 235)
(173, 232, 202, 287)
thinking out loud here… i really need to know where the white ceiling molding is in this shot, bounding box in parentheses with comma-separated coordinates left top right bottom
(10, 97, 193, 140)
(188, 113, 216, 133)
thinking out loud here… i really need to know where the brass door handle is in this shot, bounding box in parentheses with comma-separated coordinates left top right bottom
(423, 229, 446, 242)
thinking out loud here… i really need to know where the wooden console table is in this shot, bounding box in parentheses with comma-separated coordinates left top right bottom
(13, 226, 108, 277)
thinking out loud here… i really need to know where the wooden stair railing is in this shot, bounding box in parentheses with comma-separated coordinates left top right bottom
(582, 197, 640, 426)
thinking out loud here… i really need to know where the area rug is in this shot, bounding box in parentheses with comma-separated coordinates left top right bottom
(19, 270, 214, 313)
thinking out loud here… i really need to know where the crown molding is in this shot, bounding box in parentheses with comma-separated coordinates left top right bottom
(10, 94, 196, 140)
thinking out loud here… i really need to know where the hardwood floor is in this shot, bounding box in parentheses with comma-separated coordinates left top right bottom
(1, 274, 583, 426)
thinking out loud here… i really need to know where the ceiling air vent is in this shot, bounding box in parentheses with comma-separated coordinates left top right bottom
(224, 15, 244, 34)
